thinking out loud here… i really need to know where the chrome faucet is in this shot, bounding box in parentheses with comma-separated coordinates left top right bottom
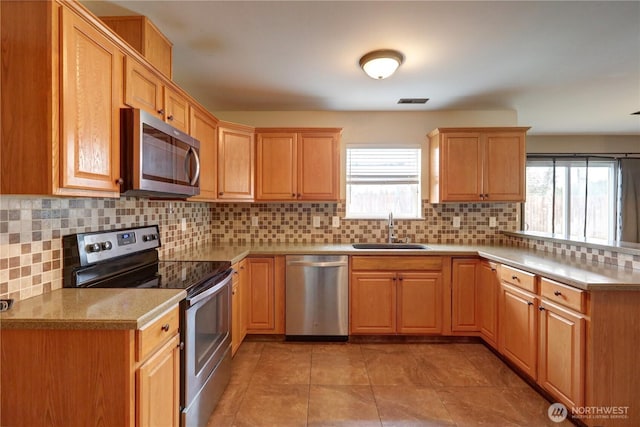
(387, 212, 395, 243)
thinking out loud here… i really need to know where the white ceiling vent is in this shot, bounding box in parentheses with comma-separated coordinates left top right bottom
(397, 98, 429, 104)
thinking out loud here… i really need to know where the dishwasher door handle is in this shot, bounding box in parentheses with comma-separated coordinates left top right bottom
(286, 261, 347, 268)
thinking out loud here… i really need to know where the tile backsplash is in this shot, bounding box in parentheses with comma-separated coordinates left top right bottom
(0, 196, 518, 301)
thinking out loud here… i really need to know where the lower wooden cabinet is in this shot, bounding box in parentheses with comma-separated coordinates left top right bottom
(499, 282, 538, 379)
(349, 256, 445, 335)
(350, 272, 396, 334)
(477, 260, 499, 347)
(451, 258, 480, 332)
(538, 300, 585, 409)
(137, 334, 180, 427)
(0, 306, 181, 427)
(246, 256, 284, 334)
(231, 259, 248, 355)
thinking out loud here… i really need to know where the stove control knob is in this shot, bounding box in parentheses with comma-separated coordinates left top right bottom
(143, 234, 158, 242)
(86, 243, 102, 253)
(101, 241, 113, 250)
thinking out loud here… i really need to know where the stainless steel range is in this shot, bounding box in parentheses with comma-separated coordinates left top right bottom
(63, 225, 232, 427)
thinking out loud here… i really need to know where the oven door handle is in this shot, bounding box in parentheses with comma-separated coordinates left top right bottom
(187, 271, 233, 307)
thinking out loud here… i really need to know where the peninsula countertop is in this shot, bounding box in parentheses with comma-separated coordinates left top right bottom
(162, 242, 640, 291)
(0, 288, 186, 330)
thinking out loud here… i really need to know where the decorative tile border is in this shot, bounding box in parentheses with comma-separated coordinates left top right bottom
(1, 196, 519, 302)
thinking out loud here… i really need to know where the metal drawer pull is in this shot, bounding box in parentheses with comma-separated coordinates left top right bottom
(539, 306, 545, 311)
(161, 323, 170, 332)
(554, 290, 562, 296)
(512, 275, 519, 281)
(527, 301, 533, 306)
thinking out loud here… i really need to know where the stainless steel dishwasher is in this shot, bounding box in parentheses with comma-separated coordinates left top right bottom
(285, 255, 349, 341)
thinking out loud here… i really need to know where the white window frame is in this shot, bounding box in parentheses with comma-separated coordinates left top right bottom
(524, 157, 618, 241)
(345, 145, 422, 219)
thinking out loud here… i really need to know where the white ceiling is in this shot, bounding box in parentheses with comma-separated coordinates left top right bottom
(82, 0, 640, 135)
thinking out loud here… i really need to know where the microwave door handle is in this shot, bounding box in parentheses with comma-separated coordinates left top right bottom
(185, 147, 201, 186)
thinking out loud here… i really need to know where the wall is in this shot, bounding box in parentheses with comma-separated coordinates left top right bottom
(527, 135, 640, 154)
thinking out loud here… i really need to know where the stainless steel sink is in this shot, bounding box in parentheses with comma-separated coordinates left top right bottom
(352, 243, 430, 250)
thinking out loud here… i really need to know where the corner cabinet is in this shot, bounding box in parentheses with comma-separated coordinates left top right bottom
(217, 122, 256, 201)
(1, 1, 123, 197)
(428, 127, 529, 203)
(255, 128, 341, 201)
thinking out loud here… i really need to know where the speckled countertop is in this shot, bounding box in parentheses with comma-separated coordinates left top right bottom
(163, 242, 640, 291)
(0, 288, 186, 330)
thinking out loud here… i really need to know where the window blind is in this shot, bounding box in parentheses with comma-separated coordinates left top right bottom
(346, 148, 420, 184)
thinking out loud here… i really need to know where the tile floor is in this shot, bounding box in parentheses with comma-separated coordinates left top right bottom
(207, 341, 573, 427)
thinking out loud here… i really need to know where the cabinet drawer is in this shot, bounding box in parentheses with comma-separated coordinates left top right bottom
(500, 264, 536, 293)
(540, 277, 586, 313)
(351, 256, 443, 271)
(137, 307, 180, 362)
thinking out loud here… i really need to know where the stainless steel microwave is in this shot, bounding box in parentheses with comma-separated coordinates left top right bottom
(120, 108, 200, 198)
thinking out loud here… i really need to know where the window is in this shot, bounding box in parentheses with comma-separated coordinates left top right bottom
(346, 147, 421, 219)
(524, 158, 617, 241)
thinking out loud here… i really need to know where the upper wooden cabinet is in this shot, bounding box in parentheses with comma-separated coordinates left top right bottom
(188, 106, 219, 201)
(99, 15, 173, 78)
(218, 122, 256, 201)
(124, 57, 189, 132)
(1, 1, 122, 197)
(428, 127, 529, 203)
(255, 128, 341, 201)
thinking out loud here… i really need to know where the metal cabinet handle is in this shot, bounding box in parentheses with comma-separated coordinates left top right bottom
(512, 275, 519, 281)
(167, 115, 174, 121)
(115, 178, 124, 185)
(527, 301, 533, 306)
(161, 323, 170, 332)
(554, 291, 562, 296)
(538, 306, 545, 311)
(158, 109, 165, 115)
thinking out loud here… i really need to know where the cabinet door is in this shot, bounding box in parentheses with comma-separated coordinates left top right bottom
(397, 272, 443, 334)
(298, 132, 340, 200)
(256, 133, 297, 200)
(484, 131, 526, 201)
(350, 272, 396, 334)
(238, 259, 249, 340)
(189, 106, 218, 200)
(477, 261, 499, 348)
(499, 283, 538, 379)
(218, 125, 255, 200)
(451, 259, 480, 332)
(124, 56, 163, 119)
(164, 86, 189, 132)
(440, 133, 483, 201)
(137, 334, 180, 427)
(60, 7, 121, 193)
(538, 300, 585, 409)
(246, 257, 275, 331)
(231, 280, 240, 356)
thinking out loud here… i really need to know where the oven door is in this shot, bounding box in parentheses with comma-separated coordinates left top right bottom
(182, 271, 232, 407)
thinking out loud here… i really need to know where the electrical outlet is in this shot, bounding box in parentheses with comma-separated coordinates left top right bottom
(251, 216, 259, 227)
(332, 216, 340, 228)
(453, 217, 461, 228)
(313, 216, 321, 228)
(181, 218, 187, 231)
(489, 217, 497, 228)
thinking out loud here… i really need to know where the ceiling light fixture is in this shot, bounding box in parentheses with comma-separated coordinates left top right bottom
(359, 49, 404, 79)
